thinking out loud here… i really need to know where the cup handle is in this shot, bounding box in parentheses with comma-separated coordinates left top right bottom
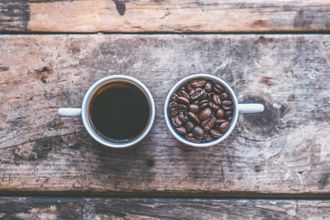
(58, 108, 82, 117)
(238, 104, 264, 113)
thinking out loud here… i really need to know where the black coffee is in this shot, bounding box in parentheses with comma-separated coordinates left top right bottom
(89, 82, 150, 142)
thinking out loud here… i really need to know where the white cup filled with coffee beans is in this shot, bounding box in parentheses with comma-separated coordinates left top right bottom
(58, 75, 155, 148)
(164, 74, 264, 147)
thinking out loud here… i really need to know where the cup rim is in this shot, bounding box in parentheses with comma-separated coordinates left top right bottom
(164, 74, 239, 147)
(82, 75, 155, 148)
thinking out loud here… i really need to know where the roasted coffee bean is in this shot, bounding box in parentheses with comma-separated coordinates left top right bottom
(216, 119, 226, 124)
(205, 81, 213, 92)
(178, 90, 190, 99)
(202, 91, 208, 99)
(224, 110, 232, 118)
(209, 102, 220, 111)
(175, 126, 187, 135)
(223, 105, 232, 110)
(168, 78, 234, 143)
(220, 92, 229, 100)
(214, 83, 225, 94)
(200, 99, 209, 105)
(203, 116, 216, 131)
(191, 79, 206, 88)
(200, 102, 209, 109)
(219, 121, 230, 132)
(171, 94, 178, 102)
(222, 100, 232, 107)
(208, 92, 215, 101)
(185, 121, 194, 132)
(222, 100, 233, 110)
(168, 102, 178, 117)
(189, 88, 205, 100)
(178, 111, 188, 123)
(192, 126, 204, 138)
(213, 94, 221, 105)
(189, 104, 199, 114)
(201, 118, 208, 128)
(198, 107, 212, 121)
(169, 101, 177, 108)
(177, 96, 190, 106)
(188, 112, 200, 124)
(172, 116, 182, 127)
(186, 83, 194, 92)
(178, 104, 188, 112)
(199, 99, 209, 109)
(215, 109, 225, 119)
(169, 108, 178, 117)
(210, 129, 222, 138)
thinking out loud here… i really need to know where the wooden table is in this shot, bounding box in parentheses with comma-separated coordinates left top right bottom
(1, 1, 330, 219)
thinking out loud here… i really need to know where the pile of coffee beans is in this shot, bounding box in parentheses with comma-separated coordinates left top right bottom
(168, 78, 234, 143)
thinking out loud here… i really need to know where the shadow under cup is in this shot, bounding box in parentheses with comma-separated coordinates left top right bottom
(86, 79, 154, 146)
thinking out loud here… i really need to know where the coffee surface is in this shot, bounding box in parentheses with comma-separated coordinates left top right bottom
(90, 83, 150, 142)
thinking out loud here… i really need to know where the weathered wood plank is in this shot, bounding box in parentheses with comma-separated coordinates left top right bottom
(23, 0, 330, 32)
(0, 198, 329, 220)
(0, 35, 329, 195)
(1, 0, 330, 32)
(0, 0, 29, 31)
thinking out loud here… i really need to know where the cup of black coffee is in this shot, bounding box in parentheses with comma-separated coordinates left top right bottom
(58, 75, 155, 148)
(164, 74, 264, 147)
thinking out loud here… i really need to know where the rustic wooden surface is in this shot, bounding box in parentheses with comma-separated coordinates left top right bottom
(0, 0, 29, 31)
(0, 198, 329, 220)
(1, 0, 330, 217)
(0, 35, 329, 195)
(1, 0, 330, 32)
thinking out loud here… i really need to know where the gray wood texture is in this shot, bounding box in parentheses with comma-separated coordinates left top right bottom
(0, 0, 29, 31)
(1, 0, 330, 32)
(0, 35, 329, 195)
(0, 198, 329, 220)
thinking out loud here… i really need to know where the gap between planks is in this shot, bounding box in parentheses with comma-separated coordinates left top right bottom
(0, 31, 330, 35)
(0, 192, 330, 200)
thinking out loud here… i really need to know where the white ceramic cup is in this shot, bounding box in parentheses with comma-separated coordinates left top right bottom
(58, 75, 155, 148)
(164, 74, 264, 147)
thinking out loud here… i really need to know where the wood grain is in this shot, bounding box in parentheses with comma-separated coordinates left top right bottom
(0, 198, 329, 220)
(0, 0, 29, 31)
(0, 35, 329, 195)
(1, 0, 330, 32)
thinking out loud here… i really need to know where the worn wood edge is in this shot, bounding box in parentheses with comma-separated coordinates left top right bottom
(24, 0, 330, 32)
(0, 0, 29, 32)
(0, 197, 329, 220)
